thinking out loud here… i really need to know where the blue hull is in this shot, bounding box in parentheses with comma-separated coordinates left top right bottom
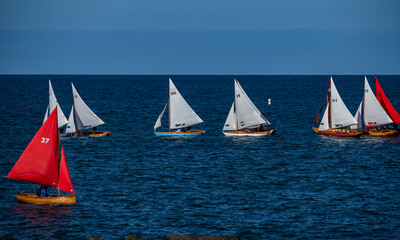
(60, 132, 74, 138)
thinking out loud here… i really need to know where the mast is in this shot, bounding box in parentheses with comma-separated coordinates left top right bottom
(235, 103, 239, 130)
(73, 96, 80, 133)
(363, 76, 366, 130)
(168, 98, 171, 132)
(56, 130, 60, 197)
(328, 75, 332, 129)
(234, 79, 239, 129)
(168, 77, 171, 132)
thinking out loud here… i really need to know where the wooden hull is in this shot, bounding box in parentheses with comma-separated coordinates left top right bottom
(223, 129, 277, 136)
(367, 129, 399, 136)
(17, 193, 76, 204)
(59, 132, 74, 138)
(74, 131, 110, 137)
(154, 129, 204, 136)
(314, 128, 363, 137)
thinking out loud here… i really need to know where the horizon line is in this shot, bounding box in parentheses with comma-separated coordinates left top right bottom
(1, 73, 400, 76)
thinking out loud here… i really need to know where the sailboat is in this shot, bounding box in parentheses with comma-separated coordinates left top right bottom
(71, 82, 110, 137)
(43, 80, 71, 138)
(222, 79, 277, 136)
(6, 108, 76, 204)
(353, 76, 399, 136)
(154, 78, 205, 136)
(312, 76, 363, 137)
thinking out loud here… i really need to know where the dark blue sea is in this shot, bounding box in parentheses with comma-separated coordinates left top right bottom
(1, 75, 400, 240)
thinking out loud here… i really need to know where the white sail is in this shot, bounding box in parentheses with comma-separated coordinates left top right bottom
(234, 79, 270, 129)
(330, 77, 357, 128)
(223, 102, 238, 131)
(318, 103, 330, 131)
(65, 106, 76, 133)
(169, 78, 204, 129)
(154, 102, 168, 131)
(71, 82, 105, 131)
(350, 101, 363, 130)
(48, 80, 69, 128)
(43, 105, 49, 124)
(363, 76, 393, 127)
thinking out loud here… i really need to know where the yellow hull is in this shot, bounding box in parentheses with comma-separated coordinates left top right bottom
(74, 131, 110, 137)
(313, 127, 363, 137)
(17, 193, 76, 204)
(368, 129, 399, 136)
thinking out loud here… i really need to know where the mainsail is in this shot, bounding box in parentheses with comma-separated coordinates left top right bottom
(223, 102, 238, 131)
(376, 76, 400, 125)
(65, 106, 76, 133)
(43, 80, 69, 128)
(72, 82, 105, 131)
(169, 78, 204, 130)
(363, 76, 392, 127)
(8, 108, 60, 187)
(234, 79, 270, 129)
(330, 77, 357, 128)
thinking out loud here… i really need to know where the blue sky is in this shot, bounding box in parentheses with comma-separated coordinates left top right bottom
(0, 0, 399, 74)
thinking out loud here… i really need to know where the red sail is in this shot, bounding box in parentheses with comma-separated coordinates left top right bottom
(58, 147, 75, 194)
(8, 108, 59, 187)
(376, 76, 400, 124)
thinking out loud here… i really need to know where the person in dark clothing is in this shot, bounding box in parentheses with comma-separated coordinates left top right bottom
(37, 185, 48, 197)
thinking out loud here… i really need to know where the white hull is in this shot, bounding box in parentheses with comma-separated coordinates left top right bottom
(222, 129, 276, 136)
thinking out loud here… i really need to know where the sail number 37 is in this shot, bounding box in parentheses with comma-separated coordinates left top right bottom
(41, 138, 50, 144)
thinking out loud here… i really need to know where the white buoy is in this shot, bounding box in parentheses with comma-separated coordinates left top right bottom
(268, 98, 271, 105)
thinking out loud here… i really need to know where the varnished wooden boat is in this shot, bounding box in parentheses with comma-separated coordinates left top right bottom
(153, 78, 204, 136)
(222, 79, 276, 136)
(71, 82, 109, 137)
(74, 131, 110, 137)
(313, 127, 363, 137)
(223, 128, 277, 136)
(154, 129, 204, 136)
(7, 109, 76, 205)
(313, 76, 362, 138)
(17, 193, 76, 204)
(367, 129, 399, 136)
